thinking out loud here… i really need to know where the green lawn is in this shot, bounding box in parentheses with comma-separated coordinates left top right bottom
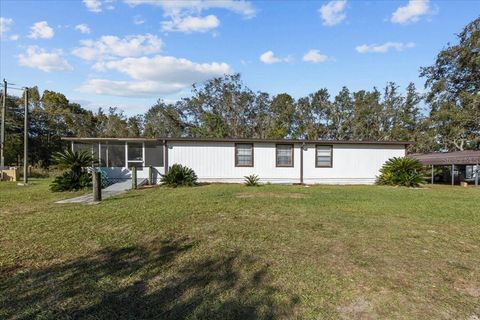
(1, 179, 479, 319)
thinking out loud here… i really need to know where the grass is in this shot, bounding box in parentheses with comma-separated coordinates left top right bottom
(1, 179, 479, 319)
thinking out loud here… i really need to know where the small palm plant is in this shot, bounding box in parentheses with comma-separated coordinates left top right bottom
(50, 149, 96, 192)
(244, 174, 260, 186)
(52, 149, 96, 175)
(161, 164, 198, 187)
(376, 157, 425, 187)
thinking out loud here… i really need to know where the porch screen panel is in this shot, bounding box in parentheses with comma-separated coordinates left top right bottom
(99, 144, 108, 167)
(108, 142, 125, 167)
(73, 142, 92, 154)
(93, 143, 99, 163)
(127, 142, 143, 170)
(316, 145, 332, 167)
(145, 142, 164, 167)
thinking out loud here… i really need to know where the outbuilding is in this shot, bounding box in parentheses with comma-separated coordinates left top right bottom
(411, 151, 480, 186)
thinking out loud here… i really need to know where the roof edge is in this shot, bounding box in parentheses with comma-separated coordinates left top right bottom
(61, 137, 412, 146)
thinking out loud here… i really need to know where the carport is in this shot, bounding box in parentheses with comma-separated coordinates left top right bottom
(411, 151, 480, 186)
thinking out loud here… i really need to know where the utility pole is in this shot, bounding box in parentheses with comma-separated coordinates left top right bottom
(22, 88, 28, 185)
(1, 79, 6, 168)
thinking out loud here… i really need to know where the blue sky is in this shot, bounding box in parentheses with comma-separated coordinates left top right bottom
(0, 0, 478, 115)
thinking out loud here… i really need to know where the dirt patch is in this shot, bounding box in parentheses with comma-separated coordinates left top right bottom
(337, 297, 376, 319)
(236, 192, 307, 199)
(454, 280, 480, 297)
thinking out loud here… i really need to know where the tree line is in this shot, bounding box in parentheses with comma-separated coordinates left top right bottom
(1, 17, 478, 167)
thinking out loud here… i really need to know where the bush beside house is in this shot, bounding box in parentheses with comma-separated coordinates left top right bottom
(377, 157, 425, 187)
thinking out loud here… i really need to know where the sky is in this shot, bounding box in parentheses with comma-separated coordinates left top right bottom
(0, 0, 478, 115)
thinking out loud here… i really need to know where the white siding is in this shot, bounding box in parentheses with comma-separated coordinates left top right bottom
(168, 142, 301, 183)
(303, 144, 406, 184)
(168, 141, 406, 185)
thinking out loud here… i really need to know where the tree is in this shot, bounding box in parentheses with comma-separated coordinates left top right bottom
(183, 74, 257, 138)
(267, 93, 295, 139)
(144, 100, 186, 138)
(95, 107, 129, 137)
(420, 16, 480, 150)
(380, 82, 404, 140)
(294, 89, 330, 139)
(127, 115, 144, 137)
(327, 87, 354, 140)
(351, 89, 382, 140)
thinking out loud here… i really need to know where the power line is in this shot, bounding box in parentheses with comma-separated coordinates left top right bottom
(6, 86, 26, 91)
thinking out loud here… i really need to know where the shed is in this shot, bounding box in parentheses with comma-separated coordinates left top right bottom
(410, 151, 480, 186)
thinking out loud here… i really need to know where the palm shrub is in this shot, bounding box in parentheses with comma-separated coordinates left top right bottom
(376, 157, 425, 187)
(244, 174, 260, 186)
(50, 149, 95, 192)
(161, 164, 198, 187)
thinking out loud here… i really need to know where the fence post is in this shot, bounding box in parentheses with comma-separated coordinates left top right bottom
(93, 171, 102, 202)
(148, 166, 153, 185)
(132, 166, 137, 189)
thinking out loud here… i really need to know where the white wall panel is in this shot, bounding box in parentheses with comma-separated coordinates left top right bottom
(168, 141, 405, 184)
(303, 144, 406, 184)
(168, 142, 302, 183)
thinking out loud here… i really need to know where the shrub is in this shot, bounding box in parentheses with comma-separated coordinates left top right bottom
(50, 171, 92, 192)
(244, 174, 260, 186)
(50, 149, 95, 192)
(377, 157, 425, 187)
(161, 164, 198, 187)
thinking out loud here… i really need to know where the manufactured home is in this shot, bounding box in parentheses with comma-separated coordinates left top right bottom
(62, 137, 409, 185)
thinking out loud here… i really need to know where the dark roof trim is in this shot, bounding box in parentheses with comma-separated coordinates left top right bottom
(62, 136, 412, 146)
(410, 151, 480, 165)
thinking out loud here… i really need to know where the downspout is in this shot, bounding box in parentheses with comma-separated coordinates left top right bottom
(300, 142, 304, 184)
(476, 162, 479, 187)
(163, 139, 168, 174)
(431, 165, 434, 185)
(451, 164, 455, 186)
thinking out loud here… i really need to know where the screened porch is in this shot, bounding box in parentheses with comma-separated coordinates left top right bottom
(69, 139, 165, 184)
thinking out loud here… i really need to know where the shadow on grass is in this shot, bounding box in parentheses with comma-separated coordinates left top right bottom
(1, 237, 298, 319)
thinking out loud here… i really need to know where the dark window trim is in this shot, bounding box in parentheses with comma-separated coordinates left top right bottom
(235, 143, 254, 167)
(276, 144, 294, 167)
(315, 144, 333, 168)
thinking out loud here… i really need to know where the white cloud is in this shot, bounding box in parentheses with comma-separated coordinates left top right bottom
(124, 0, 256, 18)
(9, 34, 19, 41)
(125, 0, 255, 33)
(28, 21, 54, 39)
(133, 15, 145, 25)
(79, 54, 231, 97)
(78, 79, 187, 97)
(161, 14, 220, 33)
(355, 42, 415, 53)
(0, 17, 13, 36)
(391, 0, 432, 24)
(75, 23, 91, 34)
(18, 46, 73, 72)
(72, 34, 162, 60)
(259, 50, 291, 64)
(83, 0, 102, 12)
(319, 0, 347, 26)
(302, 49, 328, 63)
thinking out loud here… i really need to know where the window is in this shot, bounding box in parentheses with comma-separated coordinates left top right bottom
(316, 145, 332, 167)
(235, 143, 253, 167)
(127, 142, 143, 170)
(276, 144, 293, 167)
